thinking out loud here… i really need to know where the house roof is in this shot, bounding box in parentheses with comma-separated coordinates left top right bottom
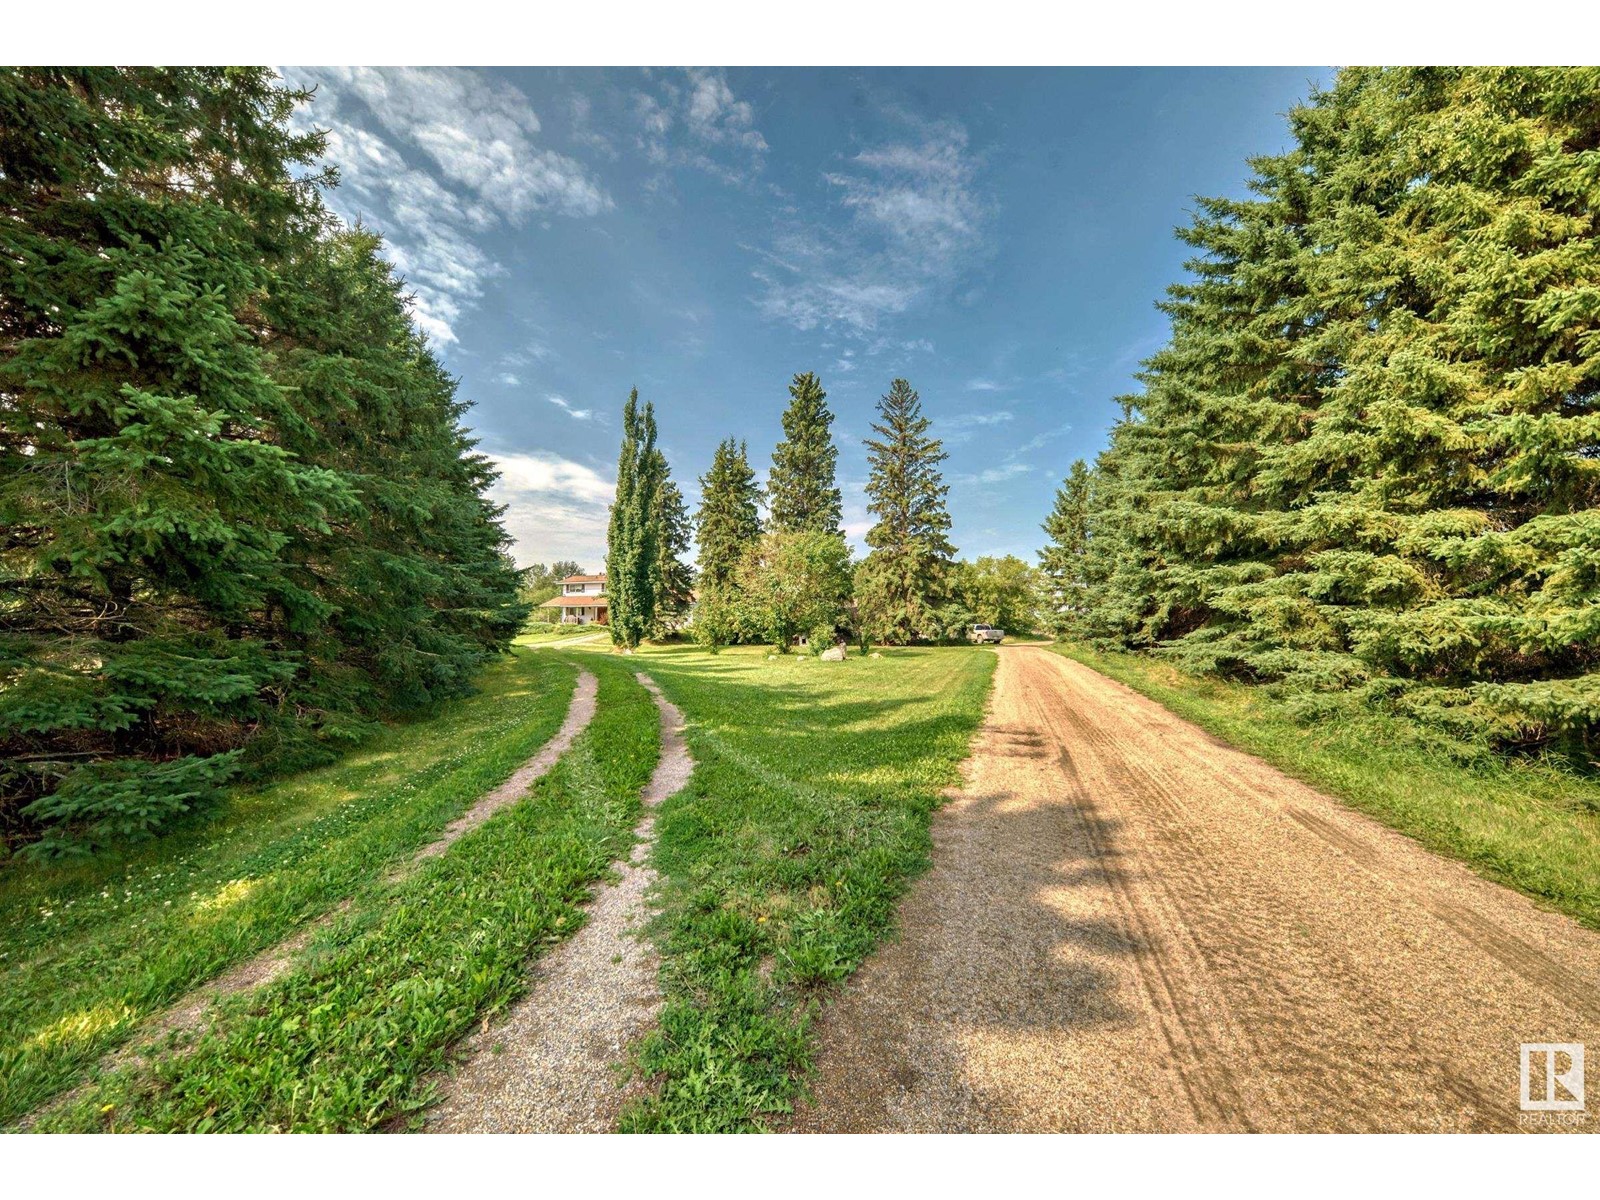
(539, 594, 610, 607)
(559, 573, 606, 583)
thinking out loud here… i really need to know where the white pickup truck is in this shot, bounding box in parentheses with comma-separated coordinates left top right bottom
(968, 623, 1004, 645)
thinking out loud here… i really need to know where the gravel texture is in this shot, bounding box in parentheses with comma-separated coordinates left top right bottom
(791, 645, 1600, 1133)
(420, 672, 691, 1133)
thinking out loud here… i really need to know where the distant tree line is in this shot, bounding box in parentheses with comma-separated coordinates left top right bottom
(606, 372, 1046, 655)
(0, 69, 525, 854)
(1037, 66, 1600, 763)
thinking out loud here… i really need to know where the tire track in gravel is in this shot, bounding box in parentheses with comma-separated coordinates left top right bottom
(419, 672, 692, 1134)
(17, 668, 598, 1129)
(792, 645, 1599, 1133)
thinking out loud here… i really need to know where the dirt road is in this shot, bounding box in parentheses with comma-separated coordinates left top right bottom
(793, 645, 1599, 1133)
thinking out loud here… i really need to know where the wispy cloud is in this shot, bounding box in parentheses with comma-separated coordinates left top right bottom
(953, 462, 1036, 486)
(939, 409, 1015, 445)
(302, 67, 611, 219)
(1010, 422, 1075, 456)
(496, 373, 521, 386)
(752, 115, 987, 337)
(634, 68, 768, 187)
(547, 394, 597, 421)
(946, 410, 1015, 428)
(487, 450, 614, 568)
(965, 378, 1004, 392)
(283, 67, 611, 345)
(501, 343, 555, 368)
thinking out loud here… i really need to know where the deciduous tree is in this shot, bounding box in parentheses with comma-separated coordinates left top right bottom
(605, 390, 660, 650)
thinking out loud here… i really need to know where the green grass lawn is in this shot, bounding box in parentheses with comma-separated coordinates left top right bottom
(3, 639, 995, 1132)
(36, 652, 658, 1132)
(513, 623, 607, 645)
(609, 642, 996, 1132)
(0, 650, 581, 1127)
(1055, 644, 1600, 930)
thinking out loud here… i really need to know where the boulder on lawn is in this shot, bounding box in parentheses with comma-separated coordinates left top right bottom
(820, 642, 847, 662)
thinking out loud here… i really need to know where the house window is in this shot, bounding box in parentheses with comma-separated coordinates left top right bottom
(565, 583, 585, 594)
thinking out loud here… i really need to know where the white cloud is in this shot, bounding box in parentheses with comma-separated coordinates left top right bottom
(1010, 423, 1075, 455)
(965, 378, 1004, 392)
(547, 394, 596, 421)
(501, 343, 555, 367)
(496, 373, 521, 386)
(939, 410, 1015, 444)
(486, 450, 614, 569)
(299, 67, 611, 220)
(953, 462, 1036, 486)
(945, 410, 1015, 429)
(752, 116, 987, 336)
(282, 67, 611, 345)
(634, 68, 768, 186)
(683, 68, 768, 154)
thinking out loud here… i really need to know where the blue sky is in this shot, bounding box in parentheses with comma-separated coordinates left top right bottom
(283, 66, 1333, 569)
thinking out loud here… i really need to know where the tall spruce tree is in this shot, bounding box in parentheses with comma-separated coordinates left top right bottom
(694, 438, 763, 592)
(0, 69, 524, 853)
(605, 390, 660, 650)
(649, 452, 695, 634)
(1078, 66, 1600, 760)
(767, 371, 843, 537)
(855, 379, 955, 643)
(1039, 460, 1093, 636)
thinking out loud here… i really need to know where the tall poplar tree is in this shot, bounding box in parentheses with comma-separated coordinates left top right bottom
(606, 390, 660, 650)
(767, 371, 843, 537)
(694, 439, 763, 592)
(855, 379, 955, 643)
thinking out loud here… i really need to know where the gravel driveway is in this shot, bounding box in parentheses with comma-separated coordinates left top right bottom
(792, 645, 1599, 1133)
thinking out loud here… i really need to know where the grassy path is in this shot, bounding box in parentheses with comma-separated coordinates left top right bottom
(0, 651, 580, 1126)
(614, 644, 995, 1132)
(31, 653, 659, 1132)
(422, 672, 691, 1132)
(4, 642, 996, 1132)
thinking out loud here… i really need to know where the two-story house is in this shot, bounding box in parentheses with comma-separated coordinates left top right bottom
(539, 573, 608, 625)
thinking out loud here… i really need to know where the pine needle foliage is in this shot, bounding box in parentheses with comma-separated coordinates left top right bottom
(694, 438, 762, 593)
(1073, 67, 1600, 761)
(0, 69, 524, 853)
(856, 379, 956, 643)
(767, 371, 843, 537)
